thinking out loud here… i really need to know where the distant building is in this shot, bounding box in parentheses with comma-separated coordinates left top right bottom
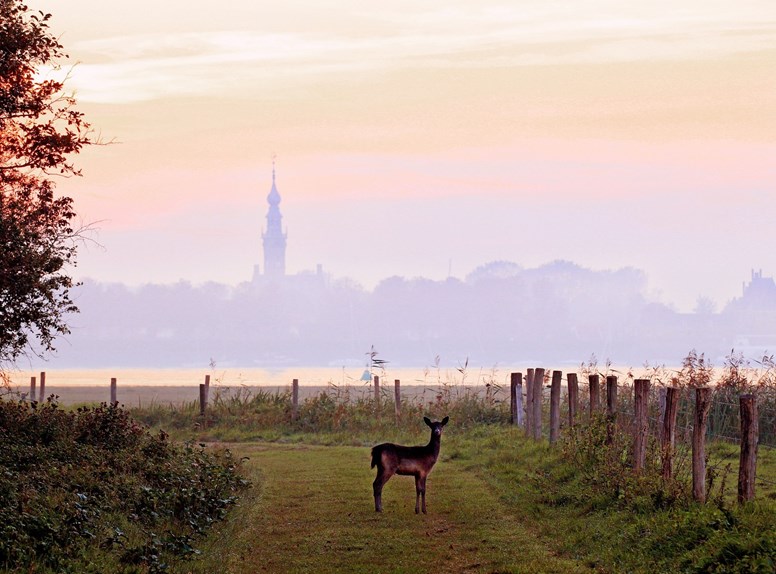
(253, 165, 287, 281)
(740, 269, 776, 306)
(722, 269, 776, 358)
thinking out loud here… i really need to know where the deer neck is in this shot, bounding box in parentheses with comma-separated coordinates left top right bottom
(426, 431, 442, 458)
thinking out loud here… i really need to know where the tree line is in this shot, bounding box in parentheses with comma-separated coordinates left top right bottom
(45, 260, 774, 368)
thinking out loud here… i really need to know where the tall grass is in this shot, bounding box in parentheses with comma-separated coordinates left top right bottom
(576, 350, 776, 447)
(131, 377, 511, 444)
(129, 349, 776, 456)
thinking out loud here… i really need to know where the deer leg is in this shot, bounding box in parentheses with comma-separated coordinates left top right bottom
(419, 475, 428, 514)
(373, 469, 392, 512)
(373, 471, 384, 512)
(414, 474, 422, 514)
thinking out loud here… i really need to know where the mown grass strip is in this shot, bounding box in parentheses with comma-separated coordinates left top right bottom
(177, 442, 591, 574)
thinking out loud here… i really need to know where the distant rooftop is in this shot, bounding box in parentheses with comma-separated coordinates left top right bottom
(741, 269, 776, 304)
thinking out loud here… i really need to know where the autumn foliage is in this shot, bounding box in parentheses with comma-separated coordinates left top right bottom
(1, 1, 93, 365)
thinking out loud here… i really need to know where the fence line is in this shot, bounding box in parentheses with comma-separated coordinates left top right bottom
(514, 368, 773, 504)
(7, 367, 774, 501)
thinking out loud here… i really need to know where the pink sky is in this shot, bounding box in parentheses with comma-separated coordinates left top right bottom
(34, 0, 776, 310)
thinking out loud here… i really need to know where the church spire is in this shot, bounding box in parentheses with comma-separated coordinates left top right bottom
(268, 158, 281, 206)
(261, 160, 287, 278)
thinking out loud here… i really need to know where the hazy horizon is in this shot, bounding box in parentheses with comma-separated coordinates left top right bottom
(72, 257, 758, 313)
(31, 0, 776, 312)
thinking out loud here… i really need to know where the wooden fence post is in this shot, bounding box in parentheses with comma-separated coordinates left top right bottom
(110, 377, 117, 404)
(394, 379, 401, 422)
(589, 374, 600, 416)
(292, 379, 299, 420)
(204, 374, 210, 407)
(692, 387, 712, 502)
(199, 384, 207, 416)
(657, 387, 667, 443)
(605, 375, 618, 445)
(512, 373, 524, 426)
(510, 373, 516, 424)
(549, 371, 562, 444)
(39, 372, 46, 401)
(633, 379, 650, 472)
(661, 387, 680, 481)
(567, 373, 579, 428)
(510, 372, 522, 425)
(30, 376, 36, 402)
(525, 368, 535, 436)
(374, 375, 380, 408)
(606, 375, 618, 414)
(738, 394, 758, 503)
(533, 368, 545, 440)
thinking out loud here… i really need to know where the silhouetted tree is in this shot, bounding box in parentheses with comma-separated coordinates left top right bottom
(1, 1, 93, 367)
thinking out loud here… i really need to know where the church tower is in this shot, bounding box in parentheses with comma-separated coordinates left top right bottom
(261, 164, 287, 278)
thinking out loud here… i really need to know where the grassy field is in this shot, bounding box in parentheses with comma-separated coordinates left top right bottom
(4, 367, 774, 573)
(168, 421, 776, 574)
(175, 439, 592, 574)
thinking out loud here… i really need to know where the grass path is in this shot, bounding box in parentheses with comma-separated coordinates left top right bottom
(179, 443, 593, 574)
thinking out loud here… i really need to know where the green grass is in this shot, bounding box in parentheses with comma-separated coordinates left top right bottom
(6, 374, 773, 573)
(463, 427, 776, 574)
(172, 423, 776, 574)
(706, 440, 776, 504)
(174, 439, 591, 574)
(123, 381, 776, 573)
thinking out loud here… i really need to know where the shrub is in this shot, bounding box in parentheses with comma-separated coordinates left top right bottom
(0, 398, 248, 573)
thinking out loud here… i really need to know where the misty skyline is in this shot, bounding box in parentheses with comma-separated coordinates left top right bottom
(20, 260, 776, 371)
(31, 0, 776, 312)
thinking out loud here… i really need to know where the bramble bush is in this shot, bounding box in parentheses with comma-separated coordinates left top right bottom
(0, 397, 248, 573)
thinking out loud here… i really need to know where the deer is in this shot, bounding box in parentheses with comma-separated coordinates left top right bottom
(370, 416, 449, 514)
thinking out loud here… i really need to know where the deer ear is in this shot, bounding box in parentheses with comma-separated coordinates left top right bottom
(441, 416, 449, 426)
(424, 416, 432, 427)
